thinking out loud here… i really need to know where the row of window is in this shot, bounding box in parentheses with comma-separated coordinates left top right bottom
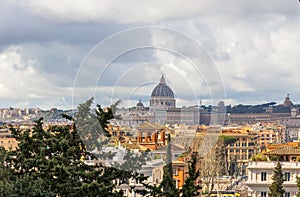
(230, 149, 248, 153)
(260, 134, 272, 137)
(230, 142, 248, 147)
(261, 172, 290, 181)
(261, 192, 290, 197)
(229, 155, 248, 160)
(0, 141, 13, 144)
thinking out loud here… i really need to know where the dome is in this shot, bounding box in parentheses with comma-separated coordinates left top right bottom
(136, 100, 144, 107)
(151, 75, 174, 98)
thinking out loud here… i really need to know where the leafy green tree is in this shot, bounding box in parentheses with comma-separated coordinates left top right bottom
(180, 153, 201, 197)
(269, 162, 285, 197)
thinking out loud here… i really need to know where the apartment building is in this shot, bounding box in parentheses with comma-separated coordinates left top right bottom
(221, 127, 260, 176)
(246, 144, 300, 196)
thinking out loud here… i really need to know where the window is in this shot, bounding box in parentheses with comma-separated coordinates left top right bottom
(242, 142, 247, 147)
(261, 172, 267, 181)
(284, 172, 291, 181)
(261, 192, 267, 197)
(172, 168, 178, 176)
(236, 149, 240, 153)
(284, 192, 290, 197)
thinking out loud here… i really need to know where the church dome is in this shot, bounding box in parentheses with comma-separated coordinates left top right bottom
(136, 100, 144, 107)
(151, 75, 174, 98)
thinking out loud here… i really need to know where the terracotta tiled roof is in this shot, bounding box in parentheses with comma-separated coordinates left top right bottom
(266, 144, 286, 151)
(266, 142, 299, 152)
(136, 122, 165, 131)
(154, 143, 185, 152)
(265, 145, 300, 156)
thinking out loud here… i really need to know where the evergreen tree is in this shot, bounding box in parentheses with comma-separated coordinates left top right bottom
(269, 162, 285, 197)
(0, 99, 148, 196)
(0, 147, 14, 195)
(180, 153, 201, 197)
(160, 133, 178, 197)
(74, 97, 114, 160)
(296, 176, 300, 197)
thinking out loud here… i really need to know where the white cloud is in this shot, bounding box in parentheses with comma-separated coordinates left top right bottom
(0, 45, 73, 108)
(16, 0, 299, 24)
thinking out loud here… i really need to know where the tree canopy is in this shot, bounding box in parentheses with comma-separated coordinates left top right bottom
(0, 98, 203, 196)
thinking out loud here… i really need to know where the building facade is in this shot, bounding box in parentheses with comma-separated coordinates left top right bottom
(116, 74, 201, 125)
(221, 127, 260, 176)
(246, 161, 299, 197)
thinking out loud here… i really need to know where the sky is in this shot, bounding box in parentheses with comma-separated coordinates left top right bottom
(0, 0, 299, 109)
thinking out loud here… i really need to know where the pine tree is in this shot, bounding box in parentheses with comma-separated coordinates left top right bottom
(0, 99, 148, 196)
(180, 153, 202, 197)
(296, 176, 300, 197)
(160, 133, 178, 197)
(0, 147, 14, 195)
(269, 161, 285, 197)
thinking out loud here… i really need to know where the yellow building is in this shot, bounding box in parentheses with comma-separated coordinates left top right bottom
(0, 129, 18, 150)
(221, 127, 260, 176)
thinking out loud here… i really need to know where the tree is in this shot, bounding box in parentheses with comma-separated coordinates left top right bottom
(0, 99, 147, 196)
(269, 162, 285, 197)
(180, 153, 201, 197)
(74, 97, 114, 160)
(159, 133, 178, 197)
(3, 117, 125, 196)
(219, 135, 237, 175)
(296, 176, 300, 197)
(200, 136, 227, 195)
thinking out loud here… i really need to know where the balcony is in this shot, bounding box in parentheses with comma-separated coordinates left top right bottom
(248, 161, 300, 169)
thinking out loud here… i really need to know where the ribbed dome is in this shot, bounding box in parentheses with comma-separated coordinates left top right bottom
(151, 75, 174, 98)
(136, 100, 144, 107)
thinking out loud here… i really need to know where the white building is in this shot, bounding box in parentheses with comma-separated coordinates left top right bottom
(116, 74, 201, 125)
(246, 144, 300, 197)
(246, 161, 299, 197)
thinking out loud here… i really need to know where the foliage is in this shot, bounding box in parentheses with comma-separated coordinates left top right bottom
(269, 162, 285, 197)
(160, 133, 178, 197)
(251, 152, 268, 162)
(200, 137, 225, 195)
(219, 135, 237, 146)
(0, 98, 204, 196)
(1, 118, 108, 196)
(180, 153, 201, 197)
(296, 176, 300, 197)
(0, 98, 147, 196)
(227, 102, 276, 114)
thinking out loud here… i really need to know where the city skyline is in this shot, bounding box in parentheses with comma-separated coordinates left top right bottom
(0, 1, 299, 109)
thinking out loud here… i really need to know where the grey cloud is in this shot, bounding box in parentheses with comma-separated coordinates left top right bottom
(0, 0, 299, 109)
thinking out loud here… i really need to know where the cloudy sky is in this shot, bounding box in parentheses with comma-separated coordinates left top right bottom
(0, 0, 299, 109)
